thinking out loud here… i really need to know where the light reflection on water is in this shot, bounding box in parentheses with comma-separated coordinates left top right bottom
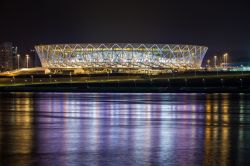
(0, 93, 250, 166)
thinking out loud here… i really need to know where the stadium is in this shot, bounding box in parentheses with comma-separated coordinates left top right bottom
(35, 43, 208, 74)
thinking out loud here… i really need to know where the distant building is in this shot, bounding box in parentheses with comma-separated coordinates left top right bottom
(0, 42, 17, 72)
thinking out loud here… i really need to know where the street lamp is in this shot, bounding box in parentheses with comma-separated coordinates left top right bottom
(70, 72, 72, 82)
(49, 75, 52, 83)
(107, 71, 110, 79)
(202, 78, 206, 87)
(221, 78, 224, 87)
(241, 64, 244, 75)
(133, 79, 136, 87)
(240, 78, 243, 87)
(207, 59, 210, 68)
(214, 56, 217, 68)
(223, 53, 228, 68)
(17, 54, 20, 69)
(214, 56, 218, 76)
(13, 76, 15, 84)
(31, 75, 34, 84)
(26, 54, 29, 68)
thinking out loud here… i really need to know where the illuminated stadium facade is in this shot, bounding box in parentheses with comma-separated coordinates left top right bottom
(35, 43, 208, 74)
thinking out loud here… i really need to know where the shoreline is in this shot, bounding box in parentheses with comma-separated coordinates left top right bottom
(1, 71, 250, 93)
(0, 86, 249, 93)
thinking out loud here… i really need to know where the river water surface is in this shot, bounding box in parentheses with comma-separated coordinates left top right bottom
(0, 93, 250, 166)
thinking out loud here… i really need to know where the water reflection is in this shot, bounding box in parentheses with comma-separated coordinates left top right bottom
(0, 92, 34, 166)
(1, 93, 250, 165)
(204, 94, 230, 166)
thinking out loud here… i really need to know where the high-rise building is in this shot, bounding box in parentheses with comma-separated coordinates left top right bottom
(0, 42, 17, 72)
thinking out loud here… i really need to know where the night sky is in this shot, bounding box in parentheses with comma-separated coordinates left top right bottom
(1, 0, 250, 63)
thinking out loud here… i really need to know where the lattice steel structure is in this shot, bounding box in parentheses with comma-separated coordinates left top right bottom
(35, 43, 208, 70)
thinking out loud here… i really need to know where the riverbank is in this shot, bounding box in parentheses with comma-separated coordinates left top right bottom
(0, 86, 249, 93)
(1, 71, 250, 93)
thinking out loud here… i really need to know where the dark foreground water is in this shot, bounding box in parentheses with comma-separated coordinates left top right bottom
(0, 93, 250, 166)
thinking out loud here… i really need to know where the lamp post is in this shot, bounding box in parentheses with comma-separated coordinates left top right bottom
(214, 56, 217, 68)
(214, 56, 218, 76)
(241, 65, 244, 75)
(202, 78, 206, 87)
(31, 75, 34, 84)
(207, 59, 210, 68)
(107, 71, 110, 79)
(13, 76, 15, 84)
(26, 54, 29, 68)
(49, 75, 52, 83)
(185, 78, 188, 87)
(223, 53, 228, 68)
(133, 79, 136, 87)
(221, 78, 224, 87)
(17, 54, 20, 69)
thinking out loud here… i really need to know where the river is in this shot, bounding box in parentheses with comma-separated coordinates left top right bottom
(0, 93, 250, 166)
